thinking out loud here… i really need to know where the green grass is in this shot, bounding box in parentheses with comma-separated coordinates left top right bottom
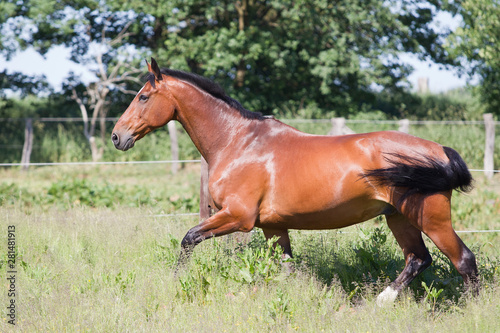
(0, 166, 499, 332)
(0, 164, 201, 214)
(0, 208, 498, 332)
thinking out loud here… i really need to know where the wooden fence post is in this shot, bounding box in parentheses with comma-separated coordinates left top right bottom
(328, 118, 355, 136)
(398, 119, 410, 133)
(483, 113, 495, 179)
(329, 117, 345, 136)
(167, 121, 179, 174)
(200, 156, 211, 222)
(21, 118, 33, 171)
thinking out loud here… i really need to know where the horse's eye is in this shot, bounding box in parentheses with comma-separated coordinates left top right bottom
(139, 94, 148, 101)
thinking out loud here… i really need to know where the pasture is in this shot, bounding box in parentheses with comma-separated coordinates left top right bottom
(0, 164, 499, 332)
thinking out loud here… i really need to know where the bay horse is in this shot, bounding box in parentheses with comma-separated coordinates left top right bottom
(112, 58, 478, 304)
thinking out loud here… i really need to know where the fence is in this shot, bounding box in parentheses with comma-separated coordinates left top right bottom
(1, 114, 498, 220)
(4, 115, 496, 174)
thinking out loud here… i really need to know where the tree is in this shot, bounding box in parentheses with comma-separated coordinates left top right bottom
(446, 0, 500, 114)
(0, 71, 50, 98)
(0, 0, 145, 160)
(67, 23, 142, 161)
(123, 0, 454, 116)
(1, 0, 454, 118)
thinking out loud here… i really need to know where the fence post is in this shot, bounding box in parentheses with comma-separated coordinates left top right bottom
(328, 118, 355, 136)
(483, 113, 495, 179)
(21, 118, 33, 171)
(200, 156, 211, 222)
(329, 117, 345, 136)
(398, 119, 410, 133)
(167, 121, 179, 174)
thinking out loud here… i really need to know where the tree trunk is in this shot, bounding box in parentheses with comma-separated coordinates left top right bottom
(235, 0, 248, 88)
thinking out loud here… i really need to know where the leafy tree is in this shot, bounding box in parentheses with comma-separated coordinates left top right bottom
(0, 0, 146, 160)
(0, 0, 145, 101)
(0, 71, 50, 97)
(0, 0, 455, 118)
(446, 0, 500, 114)
(119, 0, 455, 116)
(374, 87, 483, 120)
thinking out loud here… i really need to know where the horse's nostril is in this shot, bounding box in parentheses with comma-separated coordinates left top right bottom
(111, 133, 119, 145)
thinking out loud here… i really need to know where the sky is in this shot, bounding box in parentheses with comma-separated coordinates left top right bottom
(0, 11, 471, 94)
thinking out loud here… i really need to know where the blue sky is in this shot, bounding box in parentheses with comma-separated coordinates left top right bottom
(0, 10, 472, 93)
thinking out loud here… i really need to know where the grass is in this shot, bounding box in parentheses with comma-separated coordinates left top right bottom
(0, 163, 201, 214)
(0, 166, 499, 332)
(0, 208, 498, 332)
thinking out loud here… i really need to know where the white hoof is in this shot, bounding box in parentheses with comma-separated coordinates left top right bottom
(376, 286, 398, 306)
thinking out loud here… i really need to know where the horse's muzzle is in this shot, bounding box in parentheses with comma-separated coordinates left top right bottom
(111, 132, 135, 151)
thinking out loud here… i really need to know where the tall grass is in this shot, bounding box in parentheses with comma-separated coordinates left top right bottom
(0, 167, 499, 331)
(0, 207, 498, 332)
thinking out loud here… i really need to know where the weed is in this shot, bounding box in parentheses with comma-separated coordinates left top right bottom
(265, 287, 292, 322)
(422, 281, 444, 316)
(232, 236, 285, 284)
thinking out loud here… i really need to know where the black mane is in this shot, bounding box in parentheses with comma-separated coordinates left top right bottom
(146, 69, 264, 120)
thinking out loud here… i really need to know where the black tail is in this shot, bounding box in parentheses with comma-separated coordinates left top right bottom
(362, 146, 473, 202)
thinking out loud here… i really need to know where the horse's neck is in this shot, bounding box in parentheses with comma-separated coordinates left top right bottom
(172, 83, 254, 164)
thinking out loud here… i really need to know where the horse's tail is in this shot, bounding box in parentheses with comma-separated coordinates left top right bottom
(362, 146, 473, 202)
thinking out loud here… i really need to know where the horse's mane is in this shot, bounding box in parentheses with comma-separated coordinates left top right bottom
(146, 69, 265, 120)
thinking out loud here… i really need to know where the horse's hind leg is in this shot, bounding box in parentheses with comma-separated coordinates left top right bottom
(377, 213, 432, 305)
(262, 228, 294, 273)
(262, 228, 293, 258)
(416, 193, 479, 288)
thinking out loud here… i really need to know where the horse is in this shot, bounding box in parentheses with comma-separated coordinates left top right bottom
(112, 58, 478, 305)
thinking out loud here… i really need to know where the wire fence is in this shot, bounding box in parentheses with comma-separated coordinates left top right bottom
(1, 116, 498, 235)
(138, 212, 500, 234)
(0, 159, 201, 167)
(0, 159, 499, 174)
(2, 115, 498, 174)
(6, 117, 499, 124)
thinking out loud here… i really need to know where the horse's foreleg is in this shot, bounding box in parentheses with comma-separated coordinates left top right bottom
(176, 206, 257, 270)
(377, 213, 432, 306)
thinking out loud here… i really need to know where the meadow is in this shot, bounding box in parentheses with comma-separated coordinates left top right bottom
(0, 162, 499, 332)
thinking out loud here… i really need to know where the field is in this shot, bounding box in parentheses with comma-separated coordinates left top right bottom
(0, 163, 499, 332)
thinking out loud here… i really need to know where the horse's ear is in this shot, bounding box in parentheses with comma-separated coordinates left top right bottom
(145, 59, 156, 89)
(150, 57, 163, 81)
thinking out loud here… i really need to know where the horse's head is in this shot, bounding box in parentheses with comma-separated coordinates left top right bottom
(112, 58, 176, 151)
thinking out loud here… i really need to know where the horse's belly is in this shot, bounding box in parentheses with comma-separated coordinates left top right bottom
(258, 198, 388, 230)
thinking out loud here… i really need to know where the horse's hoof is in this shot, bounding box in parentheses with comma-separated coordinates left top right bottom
(376, 286, 398, 307)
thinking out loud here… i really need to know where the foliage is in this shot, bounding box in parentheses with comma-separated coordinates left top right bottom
(0, 0, 459, 118)
(0, 70, 50, 97)
(374, 87, 485, 120)
(46, 178, 125, 207)
(0, 118, 201, 164)
(421, 281, 444, 316)
(150, 0, 453, 116)
(232, 236, 286, 284)
(0, 174, 199, 212)
(446, 0, 500, 114)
